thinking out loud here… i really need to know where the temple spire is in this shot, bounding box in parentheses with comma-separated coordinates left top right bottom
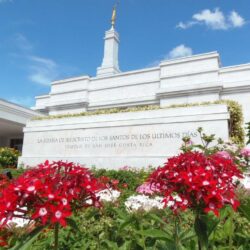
(97, 3, 121, 76)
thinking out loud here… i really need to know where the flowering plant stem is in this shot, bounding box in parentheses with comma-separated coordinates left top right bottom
(174, 216, 181, 249)
(54, 223, 59, 250)
(228, 209, 234, 250)
(194, 212, 208, 250)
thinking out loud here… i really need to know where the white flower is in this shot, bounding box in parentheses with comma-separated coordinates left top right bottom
(7, 217, 31, 228)
(6, 207, 31, 228)
(240, 175, 250, 189)
(217, 141, 239, 153)
(125, 195, 164, 213)
(97, 189, 121, 203)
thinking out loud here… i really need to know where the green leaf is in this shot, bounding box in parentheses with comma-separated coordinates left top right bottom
(114, 207, 129, 220)
(102, 240, 119, 250)
(237, 246, 244, 250)
(84, 207, 99, 220)
(119, 217, 134, 230)
(194, 216, 208, 249)
(203, 212, 220, 237)
(66, 218, 81, 232)
(223, 216, 234, 237)
(149, 213, 168, 226)
(179, 228, 196, 242)
(140, 229, 173, 242)
(239, 198, 250, 222)
(119, 240, 132, 250)
(9, 225, 46, 250)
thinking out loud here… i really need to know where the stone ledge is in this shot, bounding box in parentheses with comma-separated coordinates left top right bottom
(156, 83, 223, 99)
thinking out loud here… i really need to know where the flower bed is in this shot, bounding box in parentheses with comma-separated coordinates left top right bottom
(1, 129, 250, 249)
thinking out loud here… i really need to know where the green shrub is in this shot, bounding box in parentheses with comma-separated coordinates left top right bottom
(11, 205, 250, 249)
(246, 122, 250, 145)
(92, 167, 150, 192)
(0, 147, 20, 168)
(218, 100, 244, 145)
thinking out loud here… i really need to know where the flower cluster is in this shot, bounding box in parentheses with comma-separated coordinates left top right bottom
(96, 189, 121, 203)
(241, 148, 250, 158)
(98, 176, 120, 189)
(240, 174, 250, 189)
(136, 182, 160, 195)
(0, 161, 102, 227)
(148, 152, 242, 216)
(125, 195, 164, 213)
(217, 141, 239, 154)
(214, 151, 232, 160)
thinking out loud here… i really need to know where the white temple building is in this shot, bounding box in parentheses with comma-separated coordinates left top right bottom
(18, 8, 250, 168)
(0, 99, 40, 150)
(32, 9, 250, 125)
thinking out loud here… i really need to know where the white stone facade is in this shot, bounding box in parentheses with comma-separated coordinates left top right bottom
(19, 21, 250, 168)
(19, 104, 229, 168)
(97, 27, 120, 76)
(33, 45, 250, 124)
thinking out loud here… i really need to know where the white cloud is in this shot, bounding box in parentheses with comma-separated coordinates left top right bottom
(11, 33, 80, 86)
(167, 44, 193, 59)
(193, 8, 227, 30)
(177, 8, 246, 30)
(28, 55, 58, 85)
(148, 44, 193, 67)
(176, 21, 197, 29)
(12, 34, 59, 85)
(229, 10, 246, 27)
(29, 56, 57, 68)
(14, 33, 33, 52)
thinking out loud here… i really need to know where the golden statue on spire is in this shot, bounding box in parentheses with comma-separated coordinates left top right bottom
(111, 4, 117, 28)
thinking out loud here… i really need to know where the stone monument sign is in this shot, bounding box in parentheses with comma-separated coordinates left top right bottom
(19, 104, 229, 169)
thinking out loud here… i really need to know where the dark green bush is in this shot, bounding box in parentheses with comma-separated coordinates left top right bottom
(0, 147, 20, 168)
(219, 100, 244, 145)
(246, 122, 250, 144)
(92, 167, 150, 192)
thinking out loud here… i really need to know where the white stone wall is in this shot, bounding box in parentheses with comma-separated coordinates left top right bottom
(33, 52, 250, 126)
(19, 104, 230, 168)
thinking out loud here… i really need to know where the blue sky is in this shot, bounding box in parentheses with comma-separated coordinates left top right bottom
(0, 0, 249, 108)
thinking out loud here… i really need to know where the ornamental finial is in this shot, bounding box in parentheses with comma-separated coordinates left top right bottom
(111, 4, 117, 29)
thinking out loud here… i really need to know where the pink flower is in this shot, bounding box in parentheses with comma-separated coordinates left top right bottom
(136, 182, 160, 195)
(187, 140, 194, 145)
(241, 148, 250, 158)
(215, 151, 232, 160)
(119, 166, 130, 171)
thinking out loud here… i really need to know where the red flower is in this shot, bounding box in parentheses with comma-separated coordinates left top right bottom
(32, 205, 49, 225)
(0, 161, 103, 228)
(50, 205, 72, 227)
(147, 152, 242, 216)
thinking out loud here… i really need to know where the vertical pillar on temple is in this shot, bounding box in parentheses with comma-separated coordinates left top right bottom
(97, 5, 121, 76)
